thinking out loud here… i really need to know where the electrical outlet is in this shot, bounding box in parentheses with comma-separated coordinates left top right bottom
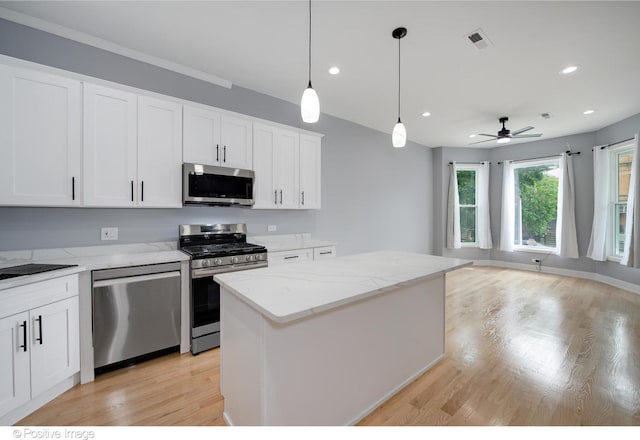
(268, 225, 277, 232)
(101, 227, 118, 241)
(532, 258, 541, 263)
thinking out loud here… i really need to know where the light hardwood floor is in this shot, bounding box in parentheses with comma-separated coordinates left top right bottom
(16, 266, 640, 426)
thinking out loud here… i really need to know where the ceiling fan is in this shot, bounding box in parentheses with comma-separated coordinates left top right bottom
(470, 116, 542, 144)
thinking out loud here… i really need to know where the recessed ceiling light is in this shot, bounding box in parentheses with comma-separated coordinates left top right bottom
(328, 66, 340, 75)
(560, 65, 578, 75)
(421, 111, 431, 117)
(583, 109, 595, 115)
(469, 134, 477, 138)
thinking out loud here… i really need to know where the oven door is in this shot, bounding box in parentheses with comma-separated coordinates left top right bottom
(191, 270, 222, 338)
(183, 163, 254, 206)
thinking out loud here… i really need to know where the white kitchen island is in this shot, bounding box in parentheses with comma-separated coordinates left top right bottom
(214, 251, 471, 426)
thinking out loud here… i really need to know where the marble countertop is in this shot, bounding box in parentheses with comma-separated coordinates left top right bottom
(0, 242, 189, 291)
(249, 233, 336, 252)
(215, 250, 472, 324)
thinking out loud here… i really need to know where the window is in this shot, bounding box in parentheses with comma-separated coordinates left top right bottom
(513, 158, 561, 250)
(611, 144, 634, 258)
(456, 167, 478, 245)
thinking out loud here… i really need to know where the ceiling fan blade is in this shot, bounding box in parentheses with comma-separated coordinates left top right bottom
(511, 126, 534, 136)
(512, 133, 542, 138)
(469, 138, 496, 145)
(477, 133, 497, 138)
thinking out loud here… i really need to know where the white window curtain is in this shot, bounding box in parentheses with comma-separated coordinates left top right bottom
(586, 146, 611, 261)
(499, 160, 515, 252)
(477, 161, 493, 249)
(621, 133, 639, 268)
(556, 153, 579, 258)
(446, 162, 461, 249)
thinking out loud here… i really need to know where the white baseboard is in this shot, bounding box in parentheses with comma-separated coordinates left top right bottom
(472, 260, 640, 295)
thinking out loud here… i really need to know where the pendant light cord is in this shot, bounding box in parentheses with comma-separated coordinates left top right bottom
(308, 0, 312, 87)
(397, 35, 401, 122)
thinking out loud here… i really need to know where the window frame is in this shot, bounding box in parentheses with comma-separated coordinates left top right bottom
(511, 157, 561, 253)
(608, 142, 634, 261)
(456, 164, 480, 247)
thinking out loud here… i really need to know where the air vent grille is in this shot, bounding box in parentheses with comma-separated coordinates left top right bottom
(466, 28, 493, 50)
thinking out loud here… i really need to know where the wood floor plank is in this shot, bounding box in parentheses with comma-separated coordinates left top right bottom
(15, 266, 640, 426)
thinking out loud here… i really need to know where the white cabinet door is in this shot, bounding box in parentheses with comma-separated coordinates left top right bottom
(183, 105, 221, 166)
(0, 65, 81, 206)
(299, 134, 321, 209)
(83, 83, 138, 207)
(29, 297, 79, 398)
(220, 115, 253, 170)
(0, 312, 30, 416)
(276, 129, 300, 209)
(252, 123, 278, 209)
(138, 96, 183, 208)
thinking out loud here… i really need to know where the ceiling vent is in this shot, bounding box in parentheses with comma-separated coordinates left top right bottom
(541, 112, 552, 119)
(466, 28, 493, 50)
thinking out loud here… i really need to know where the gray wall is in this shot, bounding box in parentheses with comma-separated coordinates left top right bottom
(434, 123, 640, 286)
(0, 18, 433, 256)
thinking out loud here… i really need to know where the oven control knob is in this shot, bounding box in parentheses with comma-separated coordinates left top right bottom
(245, 255, 253, 262)
(214, 258, 222, 265)
(203, 259, 211, 267)
(231, 256, 239, 264)
(256, 254, 263, 261)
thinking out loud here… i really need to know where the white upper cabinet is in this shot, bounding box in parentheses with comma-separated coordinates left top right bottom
(183, 105, 252, 170)
(0, 65, 82, 206)
(253, 123, 299, 209)
(253, 123, 321, 210)
(83, 84, 138, 207)
(138, 96, 183, 208)
(299, 134, 322, 209)
(83, 85, 182, 208)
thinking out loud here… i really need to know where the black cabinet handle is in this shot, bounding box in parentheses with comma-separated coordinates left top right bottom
(72, 177, 75, 201)
(131, 180, 134, 202)
(319, 251, 332, 255)
(141, 181, 144, 202)
(279, 190, 283, 204)
(223, 146, 227, 163)
(20, 320, 27, 352)
(216, 144, 219, 162)
(284, 255, 299, 260)
(301, 191, 305, 205)
(274, 190, 277, 205)
(36, 315, 43, 345)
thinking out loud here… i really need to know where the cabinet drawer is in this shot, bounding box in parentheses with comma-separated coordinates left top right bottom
(0, 275, 79, 319)
(313, 246, 336, 259)
(268, 249, 313, 266)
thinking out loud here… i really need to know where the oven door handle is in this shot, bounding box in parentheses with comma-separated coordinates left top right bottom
(93, 271, 180, 287)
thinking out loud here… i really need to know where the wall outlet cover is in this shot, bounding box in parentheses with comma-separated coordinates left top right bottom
(101, 227, 118, 241)
(268, 225, 277, 232)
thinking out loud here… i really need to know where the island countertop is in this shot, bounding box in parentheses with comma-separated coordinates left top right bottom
(215, 250, 472, 324)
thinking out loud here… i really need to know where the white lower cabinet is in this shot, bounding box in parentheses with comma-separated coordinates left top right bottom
(0, 275, 79, 425)
(268, 249, 314, 266)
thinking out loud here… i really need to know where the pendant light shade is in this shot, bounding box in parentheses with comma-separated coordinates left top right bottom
(301, 0, 319, 123)
(392, 27, 407, 148)
(301, 82, 320, 123)
(392, 120, 407, 148)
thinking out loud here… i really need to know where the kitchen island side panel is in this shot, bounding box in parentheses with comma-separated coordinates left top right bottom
(221, 274, 445, 426)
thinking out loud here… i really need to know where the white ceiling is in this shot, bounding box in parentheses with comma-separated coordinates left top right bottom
(2, 1, 640, 148)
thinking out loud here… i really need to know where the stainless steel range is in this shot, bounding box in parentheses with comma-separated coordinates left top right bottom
(179, 223, 267, 354)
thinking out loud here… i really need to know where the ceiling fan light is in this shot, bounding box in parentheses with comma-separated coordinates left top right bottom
(392, 121, 407, 148)
(497, 137, 511, 144)
(301, 85, 320, 123)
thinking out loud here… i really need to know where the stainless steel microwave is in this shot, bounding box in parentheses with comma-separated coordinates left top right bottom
(183, 163, 254, 206)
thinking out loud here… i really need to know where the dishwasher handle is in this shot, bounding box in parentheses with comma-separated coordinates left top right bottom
(93, 271, 180, 288)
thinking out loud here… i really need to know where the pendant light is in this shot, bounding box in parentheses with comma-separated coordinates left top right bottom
(391, 27, 407, 148)
(301, 0, 319, 123)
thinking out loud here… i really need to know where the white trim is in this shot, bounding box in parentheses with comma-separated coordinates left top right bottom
(472, 260, 640, 295)
(513, 246, 556, 255)
(0, 7, 232, 89)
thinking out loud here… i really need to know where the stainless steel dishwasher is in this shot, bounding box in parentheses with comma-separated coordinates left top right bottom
(92, 262, 181, 372)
